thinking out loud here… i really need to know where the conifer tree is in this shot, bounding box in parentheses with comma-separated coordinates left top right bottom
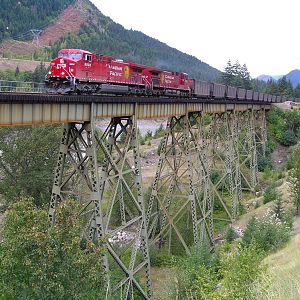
(273, 193, 284, 220)
(222, 59, 234, 85)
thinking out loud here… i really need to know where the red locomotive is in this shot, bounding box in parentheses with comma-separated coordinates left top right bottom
(46, 48, 193, 96)
(45, 48, 286, 103)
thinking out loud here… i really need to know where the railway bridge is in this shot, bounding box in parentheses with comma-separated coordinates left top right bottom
(0, 92, 270, 299)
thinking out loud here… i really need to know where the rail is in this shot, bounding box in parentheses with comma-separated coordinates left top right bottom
(0, 80, 45, 93)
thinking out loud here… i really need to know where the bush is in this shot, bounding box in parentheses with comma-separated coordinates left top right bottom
(174, 242, 268, 300)
(174, 247, 219, 299)
(149, 247, 174, 267)
(280, 129, 297, 146)
(216, 241, 267, 300)
(242, 210, 291, 253)
(263, 186, 278, 204)
(0, 198, 105, 299)
(154, 124, 165, 138)
(225, 227, 238, 243)
(145, 130, 153, 141)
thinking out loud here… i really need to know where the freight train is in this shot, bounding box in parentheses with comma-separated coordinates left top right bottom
(45, 48, 290, 103)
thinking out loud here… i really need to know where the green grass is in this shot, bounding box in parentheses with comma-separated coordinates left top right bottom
(264, 233, 300, 299)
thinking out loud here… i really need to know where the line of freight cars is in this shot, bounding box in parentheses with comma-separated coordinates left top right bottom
(193, 80, 299, 103)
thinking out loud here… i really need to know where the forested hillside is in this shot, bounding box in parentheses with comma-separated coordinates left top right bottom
(0, 0, 220, 82)
(0, 0, 75, 41)
(49, 17, 220, 81)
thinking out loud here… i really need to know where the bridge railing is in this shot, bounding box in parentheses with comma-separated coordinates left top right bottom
(0, 80, 45, 93)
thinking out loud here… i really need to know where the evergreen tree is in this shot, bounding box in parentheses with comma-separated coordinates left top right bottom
(266, 79, 279, 95)
(294, 84, 300, 98)
(273, 193, 284, 220)
(278, 76, 293, 96)
(221, 60, 252, 89)
(241, 64, 251, 89)
(222, 59, 234, 85)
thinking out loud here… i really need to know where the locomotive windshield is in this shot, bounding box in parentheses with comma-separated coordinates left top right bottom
(58, 52, 82, 60)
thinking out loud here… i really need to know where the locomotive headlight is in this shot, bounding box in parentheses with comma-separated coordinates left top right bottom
(48, 71, 52, 75)
(60, 59, 64, 64)
(61, 71, 65, 75)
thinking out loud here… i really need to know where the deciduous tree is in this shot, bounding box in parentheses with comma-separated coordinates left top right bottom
(0, 125, 61, 206)
(0, 198, 105, 299)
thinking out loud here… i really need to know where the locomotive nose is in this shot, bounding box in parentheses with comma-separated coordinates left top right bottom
(49, 58, 76, 78)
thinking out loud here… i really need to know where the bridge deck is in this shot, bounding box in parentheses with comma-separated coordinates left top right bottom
(0, 93, 270, 125)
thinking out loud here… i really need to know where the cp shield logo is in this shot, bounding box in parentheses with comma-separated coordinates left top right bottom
(124, 66, 129, 79)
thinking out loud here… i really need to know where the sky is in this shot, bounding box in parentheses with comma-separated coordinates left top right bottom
(90, 0, 300, 78)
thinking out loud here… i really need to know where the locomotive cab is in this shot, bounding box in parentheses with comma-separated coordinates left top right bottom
(46, 49, 89, 93)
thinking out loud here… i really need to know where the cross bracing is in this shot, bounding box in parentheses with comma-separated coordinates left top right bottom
(48, 104, 267, 299)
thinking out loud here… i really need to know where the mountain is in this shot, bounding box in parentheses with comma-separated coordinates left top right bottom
(257, 70, 300, 87)
(286, 70, 300, 87)
(0, 0, 220, 82)
(256, 75, 273, 82)
(272, 75, 284, 81)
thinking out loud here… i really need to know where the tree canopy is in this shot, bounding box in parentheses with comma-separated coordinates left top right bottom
(0, 198, 105, 299)
(0, 125, 62, 206)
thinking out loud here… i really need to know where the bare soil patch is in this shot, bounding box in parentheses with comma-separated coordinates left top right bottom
(0, 2, 87, 58)
(39, 5, 86, 46)
(0, 58, 49, 72)
(272, 144, 289, 171)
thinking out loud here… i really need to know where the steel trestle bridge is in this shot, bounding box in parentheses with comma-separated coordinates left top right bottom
(0, 91, 270, 299)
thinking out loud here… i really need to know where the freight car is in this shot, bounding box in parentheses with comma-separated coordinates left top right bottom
(45, 48, 286, 103)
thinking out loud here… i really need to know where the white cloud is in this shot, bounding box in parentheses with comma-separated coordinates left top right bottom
(90, 0, 300, 77)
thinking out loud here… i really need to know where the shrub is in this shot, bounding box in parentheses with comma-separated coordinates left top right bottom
(242, 210, 291, 253)
(216, 241, 267, 300)
(174, 247, 219, 299)
(145, 130, 153, 141)
(174, 242, 268, 300)
(280, 129, 297, 146)
(263, 186, 278, 204)
(225, 227, 238, 243)
(149, 247, 174, 267)
(153, 124, 165, 138)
